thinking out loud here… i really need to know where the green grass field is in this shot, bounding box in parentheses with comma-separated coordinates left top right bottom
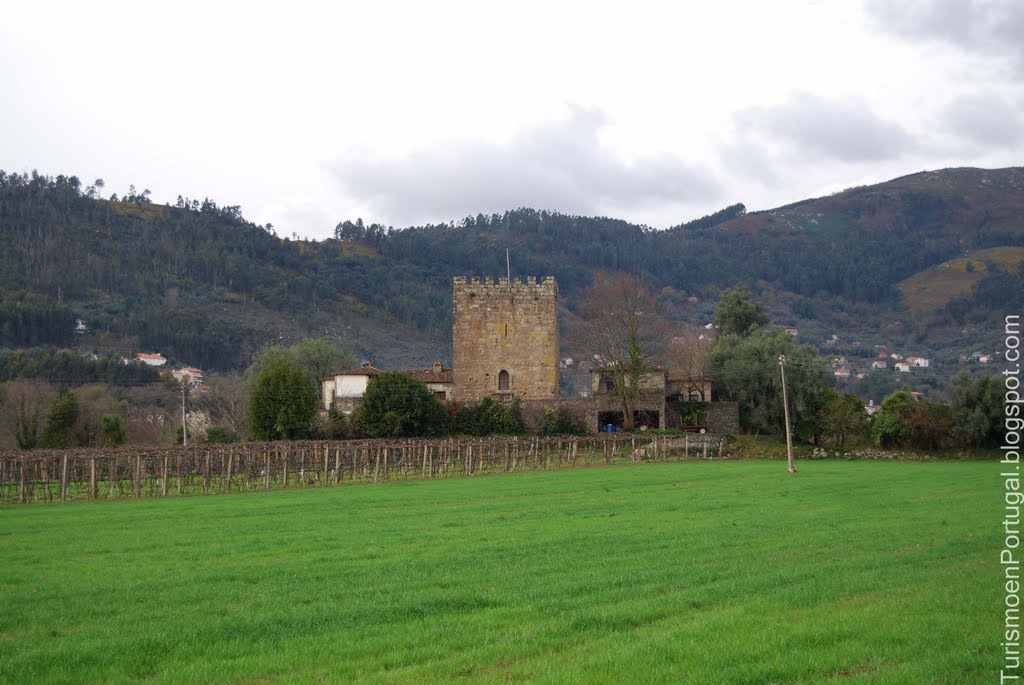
(0, 460, 1003, 683)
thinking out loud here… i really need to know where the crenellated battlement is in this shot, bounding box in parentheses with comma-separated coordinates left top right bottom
(452, 275, 558, 298)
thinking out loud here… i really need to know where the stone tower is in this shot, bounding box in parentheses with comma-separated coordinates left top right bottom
(452, 276, 559, 402)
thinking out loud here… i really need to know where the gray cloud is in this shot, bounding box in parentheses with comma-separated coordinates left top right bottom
(865, 0, 1024, 75)
(328, 106, 721, 226)
(942, 91, 1024, 147)
(735, 93, 918, 163)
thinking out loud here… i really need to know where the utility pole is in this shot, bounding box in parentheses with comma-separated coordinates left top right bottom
(779, 355, 796, 473)
(181, 382, 188, 448)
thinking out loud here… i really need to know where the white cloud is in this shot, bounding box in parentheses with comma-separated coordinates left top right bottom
(735, 93, 918, 164)
(941, 92, 1024, 148)
(864, 0, 1024, 76)
(328, 106, 722, 227)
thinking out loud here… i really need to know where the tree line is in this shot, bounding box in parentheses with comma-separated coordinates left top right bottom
(2, 168, 1021, 373)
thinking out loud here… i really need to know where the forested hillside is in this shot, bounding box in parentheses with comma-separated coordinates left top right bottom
(1, 167, 1022, 371)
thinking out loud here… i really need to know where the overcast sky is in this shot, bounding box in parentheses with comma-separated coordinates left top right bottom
(2, 1, 1022, 239)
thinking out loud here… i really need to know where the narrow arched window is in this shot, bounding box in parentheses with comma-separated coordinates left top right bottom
(498, 369, 510, 391)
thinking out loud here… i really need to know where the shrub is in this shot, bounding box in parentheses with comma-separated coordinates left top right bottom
(453, 398, 524, 436)
(314, 406, 348, 440)
(357, 372, 447, 438)
(205, 426, 238, 443)
(540, 405, 586, 435)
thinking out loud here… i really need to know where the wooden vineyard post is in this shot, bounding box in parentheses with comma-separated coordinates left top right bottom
(60, 455, 68, 503)
(373, 450, 380, 483)
(176, 453, 183, 494)
(90, 458, 97, 500)
(383, 448, 389, 481)
(241, 451, 249, 491)
(685, 434, 689, 459)
(134, 453, 142, 499)
(719, 440, 724, 458)
(323, 446, 330, 486)
(225, 451, 233, 493)
(265, 450, 271, 491)
(19, 458, 26, 504)
(203, 451, 210, 494)
(109, 456, 116, 498)
(334, 447, 341, 485)
(703, 439, 708, 460)
(283, 449, 289, 489)
(161, 456, 169, 497)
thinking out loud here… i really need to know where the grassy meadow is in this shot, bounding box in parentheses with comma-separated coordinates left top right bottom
(898, 244, 1024, 311)
(0, 459, 1003, 683)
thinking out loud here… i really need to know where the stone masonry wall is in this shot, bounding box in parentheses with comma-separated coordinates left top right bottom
(707, 402, 740, 435)
(452, 276, 559, 402)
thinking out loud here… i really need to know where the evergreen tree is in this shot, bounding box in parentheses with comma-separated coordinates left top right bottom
(713, 283, 770, 337)
(101, 414, 126, 447)
(248, 360, 318, 441)
(950, 371, 1005, 447)
(40, 391, 80, 448)
(357, 372, 447, 438)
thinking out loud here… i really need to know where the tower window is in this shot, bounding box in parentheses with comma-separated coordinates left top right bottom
(498, 369, 510, 391)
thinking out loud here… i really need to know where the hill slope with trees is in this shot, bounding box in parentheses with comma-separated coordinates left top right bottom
(1, 166, 1022, 372)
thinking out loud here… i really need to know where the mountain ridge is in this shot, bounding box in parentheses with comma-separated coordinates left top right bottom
(1, 166, 1022, 377)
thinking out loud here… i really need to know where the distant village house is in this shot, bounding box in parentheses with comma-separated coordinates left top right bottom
(136, 353, 167, 367)
(170, 367, 204, 387)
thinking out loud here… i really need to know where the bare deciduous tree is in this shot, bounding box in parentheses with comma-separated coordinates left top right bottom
(197, 374, 250, 438)
(666, 324, 713, 400)
(1, 380, 56, 450)
(580, 274, 664, 430)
